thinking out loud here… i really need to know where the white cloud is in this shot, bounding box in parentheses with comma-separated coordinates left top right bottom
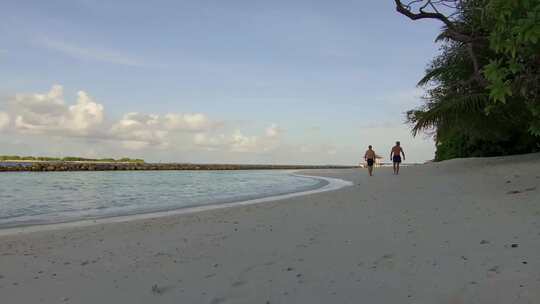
(193, 124, 285, 153)
(163, 113, 214, 131)
(0, 112, 10, 130)
(68, 91, 105, 131)
(230, 130, 259, 152)
(36, 37, 159, 68)
(265, 123, 284, 138)
(112, 112, 161, 132)
(193, 133, 227, 151)
(109, 112, 218, 150)
(110, 112, 169, 149)
(2, 85, 232, 151)
(193, 131, 260, 153)
(11, 85, 104, 135)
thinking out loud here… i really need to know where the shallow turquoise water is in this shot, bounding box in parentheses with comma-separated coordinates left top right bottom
(0, 170, 325, 228)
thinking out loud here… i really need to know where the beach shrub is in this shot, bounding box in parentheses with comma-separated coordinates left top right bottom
(0, 155, 21, 160)
(118, 157, 145, 163)
(99, 158, 116, 162)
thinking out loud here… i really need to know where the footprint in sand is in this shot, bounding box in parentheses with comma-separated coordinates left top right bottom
(488, 265, 501, 274)
(209, 297, 227, 304)
(371, 254, 395, 270)
(231, 280, 246, 287)
(507, 187, 537, 195)
(151, 284, 175, 295)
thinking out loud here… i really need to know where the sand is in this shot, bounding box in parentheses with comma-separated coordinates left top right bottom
(0, 153, 539, 303)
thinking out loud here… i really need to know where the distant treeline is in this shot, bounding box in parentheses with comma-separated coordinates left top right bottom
(0, 155, 145, 163)
(0, 162, 357, 172)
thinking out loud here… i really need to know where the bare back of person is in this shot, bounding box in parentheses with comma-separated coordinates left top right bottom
(391, 146, 402, 156)
(365, 149, 375, 160)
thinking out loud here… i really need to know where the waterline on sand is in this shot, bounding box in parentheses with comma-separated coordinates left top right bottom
(0, 173, 352, 236)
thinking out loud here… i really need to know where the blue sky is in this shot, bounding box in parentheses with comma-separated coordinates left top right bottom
(0, 0, 442, 164)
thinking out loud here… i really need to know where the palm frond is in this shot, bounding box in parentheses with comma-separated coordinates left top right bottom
(434, 31, 452, 43)
(409, 93, 489, 136)
(417, 67, 446, 86)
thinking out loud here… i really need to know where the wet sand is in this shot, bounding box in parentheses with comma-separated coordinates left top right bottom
(1, 153, 539, 303)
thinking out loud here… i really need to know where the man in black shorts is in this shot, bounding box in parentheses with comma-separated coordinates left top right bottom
(390, 141, 405, 175)
(364, 145, 376, 176)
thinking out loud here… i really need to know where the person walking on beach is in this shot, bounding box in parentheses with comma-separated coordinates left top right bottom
(364, 145, 376, 176)
(390, 141, 405, 175)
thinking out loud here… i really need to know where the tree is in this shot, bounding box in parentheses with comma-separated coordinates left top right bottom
(396, 0, 540, 160)
(483, 0, 540, 134)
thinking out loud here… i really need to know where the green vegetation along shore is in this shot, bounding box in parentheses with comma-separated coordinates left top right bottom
(0, 162, 357, 172)
(0, 155, 358, 172)
(0, 155, 145, 163)
(396, 0, 540, 161)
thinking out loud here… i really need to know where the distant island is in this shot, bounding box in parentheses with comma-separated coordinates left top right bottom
(0, 155, 357, 172)
(0, 155, 145, 163)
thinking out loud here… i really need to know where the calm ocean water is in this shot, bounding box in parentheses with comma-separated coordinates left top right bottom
(0, 170, 325, 228)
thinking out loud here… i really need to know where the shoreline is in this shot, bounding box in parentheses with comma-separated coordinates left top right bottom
(1, 154, 539, 303)
(0, 173, 352, 236)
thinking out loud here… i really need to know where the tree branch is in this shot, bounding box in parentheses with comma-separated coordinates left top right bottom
(394, 0, 473, 43)
(395, 0, 489, 88)
(395, 0, 455, 28)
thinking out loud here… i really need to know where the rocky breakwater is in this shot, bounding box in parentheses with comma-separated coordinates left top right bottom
(0, 162, 357, 172)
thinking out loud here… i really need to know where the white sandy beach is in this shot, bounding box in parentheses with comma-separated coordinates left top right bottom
(1, 153, 539, 303)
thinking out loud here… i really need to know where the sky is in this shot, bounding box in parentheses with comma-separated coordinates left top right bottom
(0, 0, 443, 165)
